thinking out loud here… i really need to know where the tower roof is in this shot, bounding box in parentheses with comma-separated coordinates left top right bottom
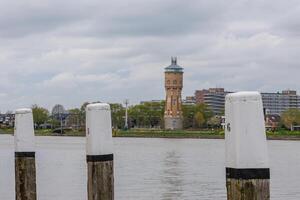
(165, 57, 183, 73)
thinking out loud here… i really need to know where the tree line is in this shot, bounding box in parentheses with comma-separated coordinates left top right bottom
(30, 102, 300, 131)
(30, 101, 222, 130)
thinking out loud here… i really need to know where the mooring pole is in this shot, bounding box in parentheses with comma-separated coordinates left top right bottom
(86, 103, 114, 200)
(14, 108, 37, 200)
(225, 92, 270, 200)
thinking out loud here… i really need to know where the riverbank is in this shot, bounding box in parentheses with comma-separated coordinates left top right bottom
(115, 129, 300, 140)
(0, 128, 85, 137)
(1, 128, 300, 140)
(114, 130, 225, 139)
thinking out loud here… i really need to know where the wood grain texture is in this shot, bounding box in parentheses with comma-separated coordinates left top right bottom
(15, 157, 37, 200)
(88, 160, 114, 200)
(226, 178, 270, 200)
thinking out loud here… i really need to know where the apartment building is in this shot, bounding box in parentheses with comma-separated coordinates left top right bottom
(195, 88, 230, 115)
(261, 90, 300, 115)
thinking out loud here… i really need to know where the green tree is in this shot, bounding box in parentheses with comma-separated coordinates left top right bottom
(110, 103, 125, 129)
(207, 115, 222, 128)
(48, 118, 60, 128)
(79, 102, 90, 125)
(32, 105, 49, 127)
(69, 108, 81, 115)
(80, 102, 90, 114)
(128, 101, 165, 128)
(182, 103, 213, 129)
(281, 108, 300, 129)
(194, 112, 205, 128)
(182, 105, 197, 128)
(68, 108, 82, 129)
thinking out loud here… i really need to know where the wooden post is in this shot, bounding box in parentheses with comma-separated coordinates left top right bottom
(225, 92, 270, 200)
(86, 103, 114, 200)
(14, 108, 37, 200)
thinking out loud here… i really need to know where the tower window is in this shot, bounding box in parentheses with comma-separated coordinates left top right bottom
(173, 80, 177, 84)
(173, 99, 176, 105)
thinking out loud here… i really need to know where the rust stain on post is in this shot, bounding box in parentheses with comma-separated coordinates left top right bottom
(15, 157, 37, 200)
(88, 160, 114, 200)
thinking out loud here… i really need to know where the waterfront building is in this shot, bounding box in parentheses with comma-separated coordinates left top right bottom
(193, 88, 300, 116)
(261, 90, 300, 115)
(164, 57, 184, 130)
(195, 88, 231, 115)
(183, 96, 196, 105)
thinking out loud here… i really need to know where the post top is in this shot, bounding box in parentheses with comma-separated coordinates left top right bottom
(15, 108, 32, 114)
(225, 90, 268, 168)
(86, 103, 110, 111)
(14, 108, 35, 152)
(226, 91, 261, 102)
(86, 102, 113, 156)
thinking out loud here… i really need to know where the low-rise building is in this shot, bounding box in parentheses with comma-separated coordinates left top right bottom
(183, 96, 196, 105)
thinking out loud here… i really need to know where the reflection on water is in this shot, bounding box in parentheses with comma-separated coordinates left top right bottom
(161, 151, 184, 200)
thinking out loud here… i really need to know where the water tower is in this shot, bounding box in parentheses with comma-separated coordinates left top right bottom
(164, 57, 184, 130)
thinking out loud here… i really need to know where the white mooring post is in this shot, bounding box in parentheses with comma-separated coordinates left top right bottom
(225, 92, 270, 200)
(14, 108, 37, 200)
(86, 103, 114, 200)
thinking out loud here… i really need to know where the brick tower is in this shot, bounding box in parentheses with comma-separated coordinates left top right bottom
(164, 57, 184, 130)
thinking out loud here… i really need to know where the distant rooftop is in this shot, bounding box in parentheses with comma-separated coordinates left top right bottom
(261, 90, 298, 96)
(165, 57, 184, 73)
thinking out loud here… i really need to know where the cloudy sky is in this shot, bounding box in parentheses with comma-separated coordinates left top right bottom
(0, 0, 299, 111)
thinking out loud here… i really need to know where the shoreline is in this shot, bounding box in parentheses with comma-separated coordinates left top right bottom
(114, 130, 300, 141)
(1, 130, 300, 141)
(114, 134, 300, 141)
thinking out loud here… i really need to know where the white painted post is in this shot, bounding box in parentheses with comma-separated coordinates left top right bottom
(225, 92, 270, 200)
(86, 103, 114, 200)
(14, 108, 37, 200)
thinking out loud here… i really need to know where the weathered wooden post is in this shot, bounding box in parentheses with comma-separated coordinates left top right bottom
(86, 103, 114, 200)
(225, 92, 270, 200)
(14, 108, 37, 200)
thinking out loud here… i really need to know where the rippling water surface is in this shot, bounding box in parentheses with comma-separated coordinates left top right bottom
(0, 135, 300, 199)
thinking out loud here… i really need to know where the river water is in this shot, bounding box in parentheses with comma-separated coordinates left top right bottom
(0, 135, 299, 200)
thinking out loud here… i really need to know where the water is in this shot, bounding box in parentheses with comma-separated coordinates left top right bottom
(1, 135, 300, 199)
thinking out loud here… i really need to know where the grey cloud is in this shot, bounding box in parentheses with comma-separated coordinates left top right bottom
(0, 0, 251, 39)
(272, 6, 300, 36)
(93, 1, 227, 37)
(0, 0, 300, 111)
(0, 1, 93, 38)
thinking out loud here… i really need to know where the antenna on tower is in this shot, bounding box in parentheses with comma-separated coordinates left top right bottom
(171, 57, 177, 65)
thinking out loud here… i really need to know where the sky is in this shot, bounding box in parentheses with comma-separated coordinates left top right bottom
(0, 0, 300, 111)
